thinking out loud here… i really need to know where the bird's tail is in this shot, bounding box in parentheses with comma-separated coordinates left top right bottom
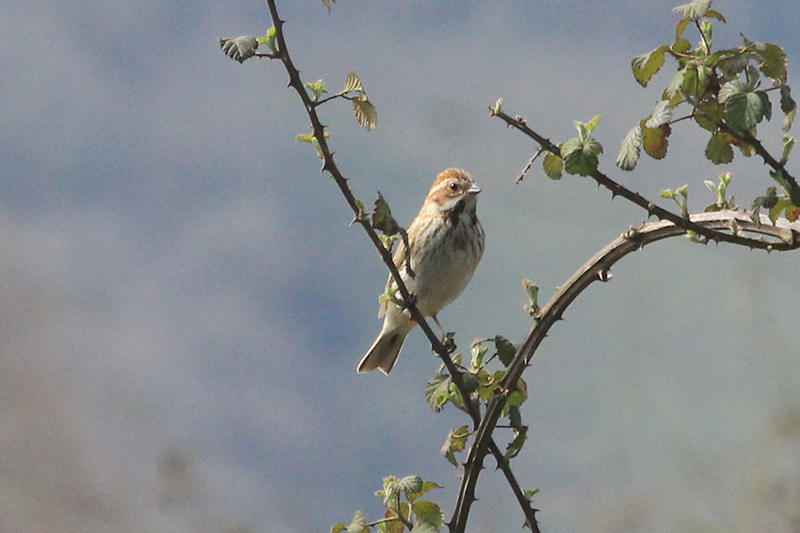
(357, 328, 410, 374)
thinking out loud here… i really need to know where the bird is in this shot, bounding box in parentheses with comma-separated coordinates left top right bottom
(357, 168, 485, 374)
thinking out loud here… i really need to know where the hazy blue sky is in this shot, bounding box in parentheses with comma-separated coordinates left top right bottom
(2, 1, 799, 532)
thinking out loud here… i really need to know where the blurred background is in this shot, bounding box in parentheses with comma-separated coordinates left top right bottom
(2, 0, 800, 531)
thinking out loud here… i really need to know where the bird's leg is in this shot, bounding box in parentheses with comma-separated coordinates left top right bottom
(432, 314, 457, 353)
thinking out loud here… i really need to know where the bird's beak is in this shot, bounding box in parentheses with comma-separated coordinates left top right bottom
(468, 183, 481, 195)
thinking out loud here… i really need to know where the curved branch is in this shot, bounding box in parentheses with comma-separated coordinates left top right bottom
(450, 210, 800, 533)
(490, 109, 799, 252)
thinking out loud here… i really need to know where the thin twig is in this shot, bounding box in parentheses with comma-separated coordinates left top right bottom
(490, 109, 798, 251)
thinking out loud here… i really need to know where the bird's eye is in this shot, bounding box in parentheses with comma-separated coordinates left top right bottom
(449, 182, 460, 192)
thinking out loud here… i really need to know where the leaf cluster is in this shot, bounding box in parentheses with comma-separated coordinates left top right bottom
(330, 477, 444, 533)
(616, 1, 799, 211)
(426, 336, 529, 466)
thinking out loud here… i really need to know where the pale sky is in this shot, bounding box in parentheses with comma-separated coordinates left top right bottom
(2, 1, 799, 532)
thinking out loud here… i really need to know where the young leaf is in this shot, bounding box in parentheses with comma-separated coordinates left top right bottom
(705, 133, 734, 164)
(645, 100, 673, 128)
(672, 0, 712, 19)
(344, 72, 364, 93)
(562, 137, 603, 176)
(372, 192, 400, 235)
(441, 426, 470, 467)
(353, 96, 378, 130)
(641, 124, 671, 160)
(631, 45, 670, 88)
(347, 511, 368, 533)
(470, 342, 488, 368)
(412, 501, 445, 531)
(257, 27, 278, 53)
(542, 152, 563, 180)
(406, 481, 443, 503)
(505, 427, 529, 460)
(219, 36, 259, 63)
(781, 135, 796, 165)
(425, 372, 452, 413)
(664, 68, 686, 101)
(616, 124, 642, 171)
(494, 336, 517, 367)
(397, 476, 423, 495)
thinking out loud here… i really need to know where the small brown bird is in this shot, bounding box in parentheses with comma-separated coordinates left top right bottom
(357, 169, 485, 374)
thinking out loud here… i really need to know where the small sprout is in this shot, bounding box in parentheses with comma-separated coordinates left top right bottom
(622, 226, 639, 239)
(219, 36, 259, 63)
(257, 27, 277, 53)
(306, 79, 328, 102)
(522, 279, 540, 317)
(490, 98, 504, 115)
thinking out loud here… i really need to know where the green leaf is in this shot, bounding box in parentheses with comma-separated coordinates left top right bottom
(542, 152, 563, 180)
(344, 72, 364, 93)
(781, 85, 796, 132)
(671, 38, 692, 55)
(672, 0, 712, 19)
(641, 123, 671, 160)
(660, 189, 677, 200)
(675, 18, 692, 40)
(616, 124, 642, 171)
(705, 9, 727, 23)
(425, 373, 452, 413)
(645, 100, 673, 128)
(412, 501, 445, 531)
(770, 198, 800, 223)
(372, 192, 400, 235)
(504, 377, 528, 411)
(705, 133, 734, 164)
(724, 90, 769, 132)
(632, 45, 670, 87)
(505, 427, 529, 460)
(406, 481, 443, 504)
(494, 336, 517, 367)
(754, 42, 788, 83)
(353, 96, 378, 130)
(562, 137, 603, 176)
(508, 405, 523, 431)
(441, 426, 470, 467)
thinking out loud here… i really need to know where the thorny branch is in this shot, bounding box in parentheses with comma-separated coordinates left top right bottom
(450, 210, 800, 533)
(261, 2, 540, 530)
